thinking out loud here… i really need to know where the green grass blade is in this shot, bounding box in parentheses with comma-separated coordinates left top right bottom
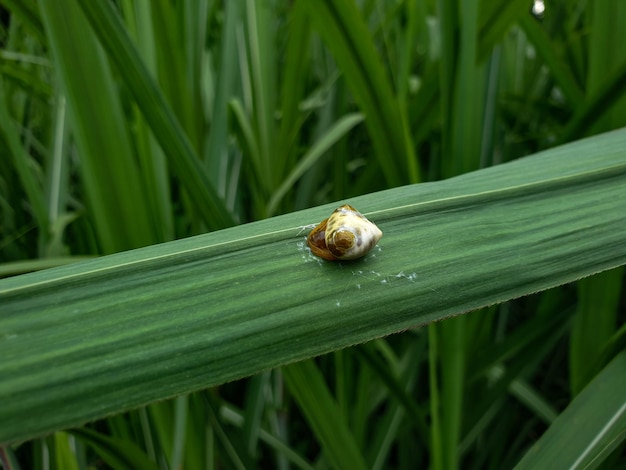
(283, 360, 367, 470)
(267, 113, 364, 216)
(0, 0, 45, 42)
(570, 269, 623, 395)
(54, 432, 79, 470)
(519, 14, 585, 106)
(582, 322, 626, 391)
(449, 0, 486, 174)
(569, 0, 626, 400)
(241, 373, 269, 463)
(478, 0, 529, 62)
(428, 324, 444, 470)
(243, 0, 276, 194)
(514, 351, 626, 469)
(1, 130, 625, 444)
(585, 0, 626, 132)
(302, 0, 419, 185)
(0, 256, 95, 278)
(203, 397, 247, 470)
(229, 97, 262, 181)
(71, 428, 159, 470)
(275, 1, 311, 183)
(354, 344, 429, 439)
(219, 403, 314, 469)
(205, 0, 241, 202)
(509, 378, 559, 424)
(560, 59, 626, 143)
(436, 0, 457, 179)
(40, 0, 157, 253)
(437, 2, 488, 467)
(0, 82, 48, 235)
(74, 0, 235, 229)
(122, 1, 174, 242)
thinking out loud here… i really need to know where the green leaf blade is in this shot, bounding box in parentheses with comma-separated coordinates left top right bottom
(514, 351, 626, 470)
(74, 0, 235, 229)
(1, 130, 625, 445)
(303, 0, 420, 185)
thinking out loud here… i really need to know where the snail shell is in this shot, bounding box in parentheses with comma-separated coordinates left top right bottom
(307, 204, 382, 261)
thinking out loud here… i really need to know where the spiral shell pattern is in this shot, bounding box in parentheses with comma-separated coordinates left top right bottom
(307, 204, 382, 261)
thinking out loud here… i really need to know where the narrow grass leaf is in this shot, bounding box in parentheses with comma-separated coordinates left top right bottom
(478, 0, 529, 62)
(354, 345, 429, 439)
(1, 130, 625, 444)
(123, 2, 174, 242)
(302, 0, 419, 185)
(40, 0, 157, 252)
(275, 0, 311, 181)
(267, 113, 364, 216)
(0, 82, 48, 234)
(439, 3, 486, 468)
(509, 378, 559, 424)
(241, 372, 269, 462)
(244, 0, 276, 193)
(560, 59, 626, 143)
(203, 398, 247, 470)
(519, 14, 584, 106)
(514, 351, 626, 470)
(229, 98, 262, 178)
(570, 269, 624, 395)
(54, 432, 80, 470)
(75, 0, 234, 229)
(205, 0, 240, 194)
(283, 360, 367, 470)
(71, 428, 159, 470)
(0, 256, 95, 278)
(220, 404, 315, 470)
(0, 0, 45, 42)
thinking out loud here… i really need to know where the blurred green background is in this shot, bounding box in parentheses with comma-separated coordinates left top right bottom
(1, 0, 625, 468)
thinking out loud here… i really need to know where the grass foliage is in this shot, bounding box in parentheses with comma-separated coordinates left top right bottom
(1, 0, 625, 468)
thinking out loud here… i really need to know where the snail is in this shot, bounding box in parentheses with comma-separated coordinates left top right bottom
(307, 204, 382, 261)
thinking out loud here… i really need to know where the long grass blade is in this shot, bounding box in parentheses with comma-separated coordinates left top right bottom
(1, 130, 625, 444)
(519, 14, 584, 106)
(40, 0, 157, 253)
(302, 0, 419, 185)
(0, 82, 48, 235)
(514, 351, 626, 469)
(283, 360, 367, 470)
(267, 113, 364, 216)
(75, 0, 235, 229)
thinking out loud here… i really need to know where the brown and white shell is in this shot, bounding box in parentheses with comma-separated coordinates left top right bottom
(307, 204, 382, 261)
